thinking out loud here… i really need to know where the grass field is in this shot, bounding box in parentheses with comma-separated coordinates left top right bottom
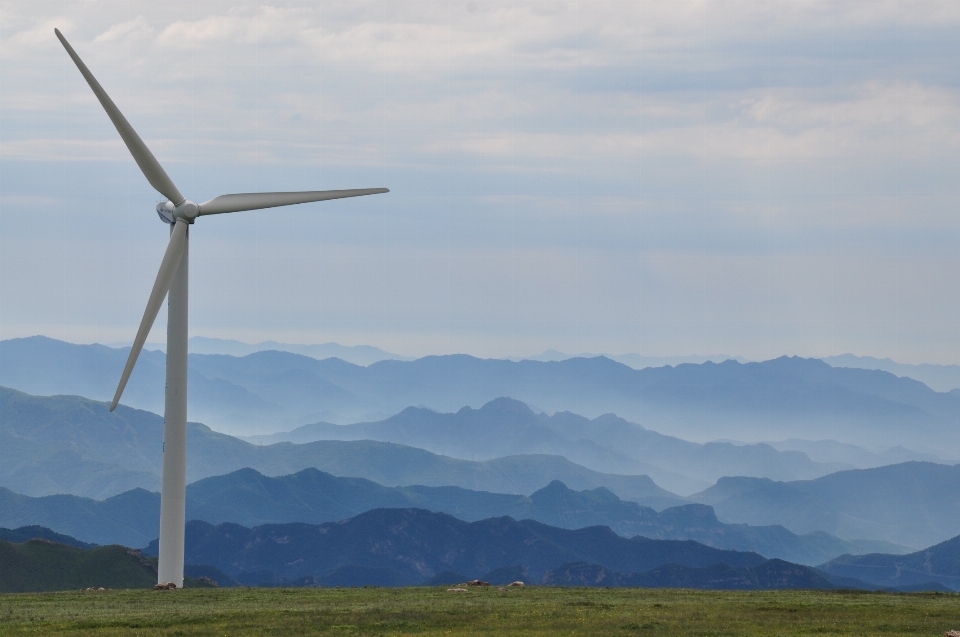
(0, 586, 957, 636)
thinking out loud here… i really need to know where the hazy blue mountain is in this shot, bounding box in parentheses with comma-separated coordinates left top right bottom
(0, 385, 251, 498)
(186, 337, 411, 365)
(4, 338, 960, 458)
(144, 509, 767, 584)
(818, 534, 960, 591)
(536, 407, 846, 491)
(118, 336, 411, 365)
(246, 398, 848, 494)
(0, 488, 161, 548)
(824, 354, 960, 393)
(3, 469, 889, 565)
(4, 386, 957, 551)
(691, 462, 960, 549)
(767, 439, 945, 469)
(0, 386, 673, 503)
(518, 351, 747, 368)
(0, 336, 282, 433)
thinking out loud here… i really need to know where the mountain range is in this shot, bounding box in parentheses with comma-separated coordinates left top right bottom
(3, 338, 960, 461)
(0, 386, 674, 503)
(765, 438, 944, 469)
(525, 351, 960, 394)
(243, 397, 857, 494)
(4, 518, 954, 592)
(124, 336, 411, 366)
(1, 468, 903, 565)
(514, 350, 748, 368)
(691, 462, 960, 549)
(144, 509, 939, 591)
(96, 338, 960, 394)
(3, 385, 957, 549)
(143, 508, 772, 585)
(818, 535, 960, 591)
(823, 354, 960, 394)
(6, 334, 958, 591)
(1, 518, 892, 592)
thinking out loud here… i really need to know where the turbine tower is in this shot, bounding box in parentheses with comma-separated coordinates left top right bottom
(55, 29, 388, 587)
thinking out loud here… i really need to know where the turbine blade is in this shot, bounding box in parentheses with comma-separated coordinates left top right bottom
(54, 28, 184, 205)
(110, 219, 188, 411)
(198, 188, 389, 216)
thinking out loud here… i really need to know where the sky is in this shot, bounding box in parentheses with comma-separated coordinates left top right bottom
(1, 1, 958, 363)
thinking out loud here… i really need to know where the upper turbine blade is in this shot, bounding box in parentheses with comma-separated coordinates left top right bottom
(55, 28, 184, 205)
(198, 188, 389, 216)
(110, 219, 189, 412)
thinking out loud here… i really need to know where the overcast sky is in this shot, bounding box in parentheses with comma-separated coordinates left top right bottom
(1, 1, 958, 363)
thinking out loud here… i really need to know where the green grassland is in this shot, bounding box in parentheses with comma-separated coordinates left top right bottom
(0, 586, 957, 636)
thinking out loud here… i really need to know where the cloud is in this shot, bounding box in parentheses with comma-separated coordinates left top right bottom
(2, 0, 959, 361)
(1, 16, 74, 52)
(94, 16, 154, 42)
(157, 6, 310, 47)
(0, 139, 128, 162)
(744, 82, 960, 131)
(422, 131, 641, 161)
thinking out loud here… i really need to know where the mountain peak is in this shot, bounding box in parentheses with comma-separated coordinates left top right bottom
(531, 480, 571, 495)
(478, 397, 536, 417)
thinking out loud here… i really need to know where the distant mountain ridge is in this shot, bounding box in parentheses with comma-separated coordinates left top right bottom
(528, 350, 960, 394)
(818, 534, 960, 591)
(4, 338, 960, 459)
(1, 469, 899, 565)
(0, 386, 673, 503)
(824, 354, 960, 393)
(244, 397, 851, 494)
(691, 462, 960, 549)
(517, 350, 748, 368)
(766, 439, 945, 469)
(2, 386, 957, 550)
(122, 336, 412, 366)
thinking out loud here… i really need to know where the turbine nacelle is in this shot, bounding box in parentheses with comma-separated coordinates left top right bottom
(156, 200, 198, 224)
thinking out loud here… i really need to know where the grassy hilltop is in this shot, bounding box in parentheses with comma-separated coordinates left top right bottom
(0, 587, 957, 636)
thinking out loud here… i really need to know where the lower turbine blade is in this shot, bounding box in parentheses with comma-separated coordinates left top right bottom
(110, 219, 188, 411)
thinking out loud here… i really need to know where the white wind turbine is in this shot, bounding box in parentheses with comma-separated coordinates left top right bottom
(56, 29, 388, 587)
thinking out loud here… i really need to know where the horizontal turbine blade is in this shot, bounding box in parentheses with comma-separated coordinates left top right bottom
(55, 28, 184, 205)
(198, 188, 389, 216)
(110, 219, 188, 412)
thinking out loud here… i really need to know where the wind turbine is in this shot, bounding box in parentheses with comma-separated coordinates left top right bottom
(55, 29, 388, 588)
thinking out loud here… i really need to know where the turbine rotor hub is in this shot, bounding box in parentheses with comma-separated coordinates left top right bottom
(156, 200, 198, 224)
